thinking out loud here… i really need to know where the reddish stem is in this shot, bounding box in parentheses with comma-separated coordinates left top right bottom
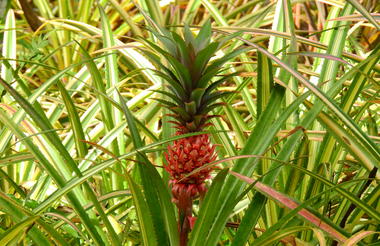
(176, 187, 193, 246)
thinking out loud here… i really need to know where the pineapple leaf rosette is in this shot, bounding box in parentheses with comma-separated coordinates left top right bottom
(141, 21, 248, 242)
(142, 21, 248, 199)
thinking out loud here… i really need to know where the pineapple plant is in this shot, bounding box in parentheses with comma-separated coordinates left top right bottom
(141, 21, 248, 245)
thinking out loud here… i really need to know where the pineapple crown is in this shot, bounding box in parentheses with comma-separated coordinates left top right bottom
(141, 21, 249, 132)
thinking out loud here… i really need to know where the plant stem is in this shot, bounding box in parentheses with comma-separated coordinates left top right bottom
(177, 189, 193, 246)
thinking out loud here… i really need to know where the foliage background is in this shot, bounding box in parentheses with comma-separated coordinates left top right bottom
(0, 0, 379, 245)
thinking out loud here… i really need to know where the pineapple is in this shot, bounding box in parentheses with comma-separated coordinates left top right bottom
(142, 21, 247, 244)
(164, 132, 216, 202)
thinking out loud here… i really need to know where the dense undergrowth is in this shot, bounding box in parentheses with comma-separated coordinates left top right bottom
(0, 0, 379, 245)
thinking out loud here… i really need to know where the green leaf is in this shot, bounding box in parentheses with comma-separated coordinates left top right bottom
(216, 31, 244, 47)
(203, 71, 240, 97)
(125, 173, 158, 246)
(345, 0, 380, 30)
(150, 69, 187, 99)
(0, 78, 107, 245)
(56, 81, 87, 158)
(184, 24, 196, 47)
(171, 31, 191, 65)
(190, 88, 206, 107)
(199, 102, 225, 114)
(0, 152, 34, 167)
(189, 169, 229, 244)
(151, 31, 178, 57)
(118, 91, 178, 245)
(230, 171, 349, 243)
(202, 91, 235, 106)
(204, 47, 251, 78)
(315, 105, 380, 170)
(194, 19, 212, 51)
(0, 179, 65, 245)
(143, 38, 175, 62)
(1, 9, 16, 93)
(139, 0, 164, 27)
(193, 42, 219, 79)
(197, 67, 224, 89)
(153, 98, 179, 109)
(231, 191, 266, 246)
(190, 86, 306, 246)
(257, 51, 274, 118)
(151, 89, 184, 106)
(144, 37, 192, 90)
(76, 42, 115, 132)
(185, 100, 197, 115)
(0, 216, 39, 245)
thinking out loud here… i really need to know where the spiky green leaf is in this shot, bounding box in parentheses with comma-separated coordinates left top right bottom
(194, 20, 212, 51)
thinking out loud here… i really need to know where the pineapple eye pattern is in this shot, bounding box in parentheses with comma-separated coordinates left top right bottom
(164, 134, 217, 203)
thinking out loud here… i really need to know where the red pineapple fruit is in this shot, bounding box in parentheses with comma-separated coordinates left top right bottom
(142, 20, 248, 245)
(164, 133, 216, 203)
